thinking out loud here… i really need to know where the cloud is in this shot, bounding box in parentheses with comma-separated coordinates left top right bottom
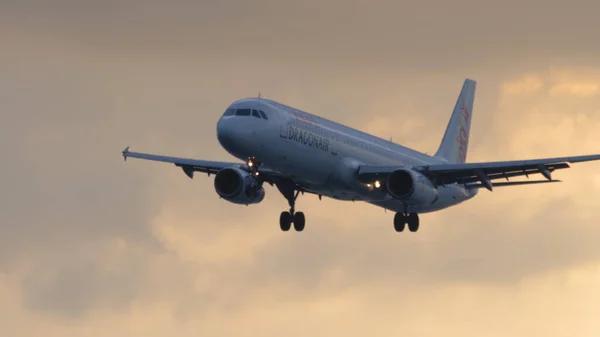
(2, 0, 600, 71)
(502, 74, 544, 95)
(549, 82, 599, 96)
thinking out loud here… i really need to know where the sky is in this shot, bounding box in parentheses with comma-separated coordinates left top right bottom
(2, 0, 600, 336)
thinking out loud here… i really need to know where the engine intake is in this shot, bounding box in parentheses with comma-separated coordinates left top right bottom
(386, 168, 439, 206)
(214, 167, 265, 205)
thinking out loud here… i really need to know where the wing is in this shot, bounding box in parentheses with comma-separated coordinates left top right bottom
(121, 147, 317, 195)
(121, 147, 286, 183)
(123, 146, 239, 178)
(357, 154, 600, 191)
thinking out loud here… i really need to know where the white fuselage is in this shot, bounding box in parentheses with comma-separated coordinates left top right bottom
(216, 98, 477, 214)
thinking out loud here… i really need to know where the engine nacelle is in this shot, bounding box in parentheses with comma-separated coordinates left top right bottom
(214, 167, 265, 205)
(385, 168, 439, 206)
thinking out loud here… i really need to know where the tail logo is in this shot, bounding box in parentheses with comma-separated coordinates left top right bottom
(455, 101, 470, 163)
(435, 79, 475, 164)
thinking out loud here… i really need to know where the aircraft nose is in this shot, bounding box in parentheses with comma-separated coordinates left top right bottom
(217, 118, 235, 149)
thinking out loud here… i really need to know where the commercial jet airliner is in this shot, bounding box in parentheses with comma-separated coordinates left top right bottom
(122, 79, 600, 232)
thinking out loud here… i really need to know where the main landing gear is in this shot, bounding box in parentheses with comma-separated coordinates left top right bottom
(393, 212, 420, 232)
(279, 190, 305, 232)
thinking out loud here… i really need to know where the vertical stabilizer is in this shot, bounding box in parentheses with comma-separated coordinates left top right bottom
(434, 79, 476, 164)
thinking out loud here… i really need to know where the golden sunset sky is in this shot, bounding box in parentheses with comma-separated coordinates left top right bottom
(2, 1, 600, 336)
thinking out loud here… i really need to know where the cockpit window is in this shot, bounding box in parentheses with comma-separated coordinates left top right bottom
(235, 109, 251, 116)
(229, 108, 268, 120)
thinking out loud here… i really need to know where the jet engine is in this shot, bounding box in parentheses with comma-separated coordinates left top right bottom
(214, 167, 265, 205)
(385, 168, 439, 205)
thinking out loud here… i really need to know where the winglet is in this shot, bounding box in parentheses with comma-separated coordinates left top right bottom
(122, 146, 130, 161)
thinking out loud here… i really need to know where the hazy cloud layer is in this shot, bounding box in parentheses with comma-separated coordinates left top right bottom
(2, 1, 600, 336)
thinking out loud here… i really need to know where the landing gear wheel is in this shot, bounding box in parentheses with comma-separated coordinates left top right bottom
(279, 211, 292, 231)
(293, 212, 305, 232)
(394, 213, 406, 232)
(407, 213, 420, 232)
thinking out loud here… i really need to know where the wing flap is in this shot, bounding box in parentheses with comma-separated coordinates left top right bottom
(426, 163, 570, 185)
(465, 179, 562, 189)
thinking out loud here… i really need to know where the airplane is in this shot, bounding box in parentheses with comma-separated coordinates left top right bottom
(122, 79, 600, 233)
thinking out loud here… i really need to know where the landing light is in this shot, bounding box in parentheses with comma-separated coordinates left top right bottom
(374, 180, 381, 188)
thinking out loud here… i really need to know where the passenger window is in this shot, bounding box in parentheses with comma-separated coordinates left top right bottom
(223, 109, 235, 116)
(236, 109, 251, 116)
(251, 109, 261, 118)
(259, 110, 268, 120)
